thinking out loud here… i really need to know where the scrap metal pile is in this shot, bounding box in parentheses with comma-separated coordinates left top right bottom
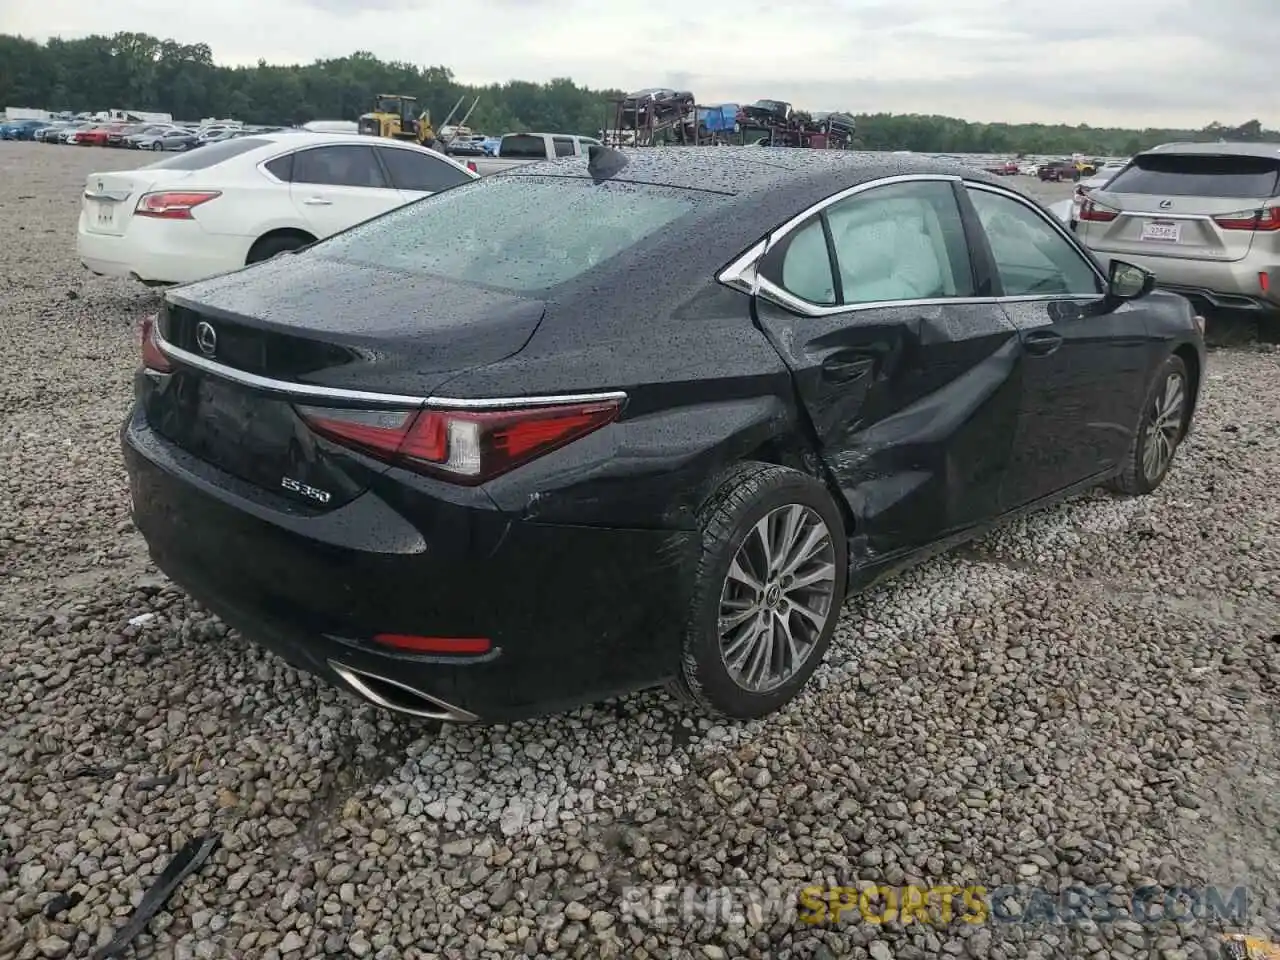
(611, 88, 857, 148)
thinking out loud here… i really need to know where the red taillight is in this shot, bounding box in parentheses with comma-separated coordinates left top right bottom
(466, 160, 478, 173)
(135, 191, 221, 220)
(1213, 206, 1280, 232)
(1079, 198, 1118, 222)
(140, 315, 172, 372)
(373, 634, 491, 654)
(295, 398, 622, 485)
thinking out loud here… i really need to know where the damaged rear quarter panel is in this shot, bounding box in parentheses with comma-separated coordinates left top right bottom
(472, 304, 808, 528)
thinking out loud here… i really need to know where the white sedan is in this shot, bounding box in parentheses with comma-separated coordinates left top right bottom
(77, 131, 479, 285)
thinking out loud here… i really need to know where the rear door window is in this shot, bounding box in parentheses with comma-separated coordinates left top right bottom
(376, 146, 473, 192)
(552, 137, 577, 158)
(826, 180, 973, 304)
(143, 137, 271, 170)
(292, 145, 389, 189)
(1105, 154, 1280, 198)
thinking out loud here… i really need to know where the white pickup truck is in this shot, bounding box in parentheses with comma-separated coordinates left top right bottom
(472, 132, 603, 176)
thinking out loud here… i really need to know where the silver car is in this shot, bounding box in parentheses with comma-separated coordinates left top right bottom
(1075, 142, 1280, 316)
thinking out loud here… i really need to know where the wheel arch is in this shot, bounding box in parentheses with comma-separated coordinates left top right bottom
(1172, 341, 1202, 432)
(737, 435, 857, 536)
(245, 227, 317, 265)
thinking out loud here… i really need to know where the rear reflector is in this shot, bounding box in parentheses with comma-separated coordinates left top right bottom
(296, 397, 623, 485)
(1079, 198, 1118, 222)
(1213, 206, 1280, 232)
(135, 190, 221, 220)
(140, 315, 172, 372)
(374, 634, 491, 654)
(1262, 273, 1271, 294)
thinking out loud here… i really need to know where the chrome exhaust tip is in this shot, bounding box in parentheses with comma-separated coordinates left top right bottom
(329, 661, 479, 723)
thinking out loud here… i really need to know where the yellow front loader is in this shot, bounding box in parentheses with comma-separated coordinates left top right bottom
(357, 94, 435, 145)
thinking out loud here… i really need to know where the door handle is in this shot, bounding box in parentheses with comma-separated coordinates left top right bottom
(303, 197, 333, 206)
(1023, 330, 1063, 357)
(821, 354, 874, 383)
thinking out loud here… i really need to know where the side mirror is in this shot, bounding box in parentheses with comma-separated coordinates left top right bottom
(1108, 260, 1156, 301)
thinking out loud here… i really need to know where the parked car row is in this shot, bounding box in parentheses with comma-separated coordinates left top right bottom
(6, 118, 285, 152)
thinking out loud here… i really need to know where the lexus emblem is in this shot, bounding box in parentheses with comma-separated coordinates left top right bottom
(195, 321, 217, 357)
(1159, 199, 1173, 209)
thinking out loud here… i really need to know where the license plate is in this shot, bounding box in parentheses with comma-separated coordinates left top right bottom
(93, 201, 115, 228)
(1140, 220, 1182, 243)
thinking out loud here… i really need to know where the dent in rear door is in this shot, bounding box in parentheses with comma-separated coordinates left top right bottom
(749, 178, 1022, 559)
(286, 143, 405, 237)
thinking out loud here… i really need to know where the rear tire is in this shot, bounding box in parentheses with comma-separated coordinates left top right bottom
(668, 462, 849, 720)
(1108, 354, 1189, 496)
(246, 232, 313, 265)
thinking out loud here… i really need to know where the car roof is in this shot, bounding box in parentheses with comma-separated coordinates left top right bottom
(1142, 141, 1280, 160)
(231, 131, 477, 175)
(503, 146, 1002, 199)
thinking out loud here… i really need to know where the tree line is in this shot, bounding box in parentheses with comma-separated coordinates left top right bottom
(2, 32, 1276, 156)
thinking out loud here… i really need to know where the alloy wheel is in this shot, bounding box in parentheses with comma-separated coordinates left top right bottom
(717, 503, 837, 693)
(1142, 371, 1185, 482)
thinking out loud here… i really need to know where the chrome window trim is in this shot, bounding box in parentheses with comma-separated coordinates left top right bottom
(717, 173, 1111, 318)
(153, 330, 626, 410)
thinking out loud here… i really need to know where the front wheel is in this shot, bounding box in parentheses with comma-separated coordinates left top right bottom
(669, 463, 849, 720)
(1108, 354, 1190, 496)
(151, 142, 163, 151)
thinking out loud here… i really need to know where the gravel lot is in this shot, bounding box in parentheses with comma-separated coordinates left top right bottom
(2, 141, 1279, 960)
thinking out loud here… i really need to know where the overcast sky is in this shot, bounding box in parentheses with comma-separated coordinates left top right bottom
(5, 0, 1275, 128)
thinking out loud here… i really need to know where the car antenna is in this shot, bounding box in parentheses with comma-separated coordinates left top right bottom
(587, 144, 628, 182)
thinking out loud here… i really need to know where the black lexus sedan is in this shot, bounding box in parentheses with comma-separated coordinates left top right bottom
(123, 146, 1205, 725)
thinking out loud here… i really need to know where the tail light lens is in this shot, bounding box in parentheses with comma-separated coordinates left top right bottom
(135, 190, 221, 220)
(140, 315, 172, 372)
(465, 160, 478, 173)
(1213, 206, 1280, 232)
(295, 398, 623, 485)
(1079, 198, 1118, 222)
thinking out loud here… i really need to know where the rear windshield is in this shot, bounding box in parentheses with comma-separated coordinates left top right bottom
(1105, 154, 1280, 199)
(499, 135, 549, 159)
(143, 137, 271, 170)
(310, 175, 708, 293)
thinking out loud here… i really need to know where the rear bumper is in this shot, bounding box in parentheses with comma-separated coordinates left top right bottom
(121, 408, 694, 722)
(77, 213, 249, 285)
(1088, 250, 1280, 313)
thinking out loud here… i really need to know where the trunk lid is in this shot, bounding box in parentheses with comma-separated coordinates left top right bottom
(80, 168, 192, 237)
(1082, 151, 1280, 263)
(144, 256, 546, 509)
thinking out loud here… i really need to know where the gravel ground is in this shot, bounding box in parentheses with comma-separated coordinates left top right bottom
(2, 141, 1279, 960)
